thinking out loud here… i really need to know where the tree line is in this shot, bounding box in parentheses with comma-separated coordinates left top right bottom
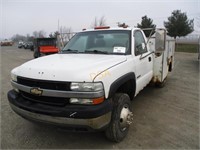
(11, 30, 47, 42)
(11, 9, 194, 43)
(120, 10, 194, 38)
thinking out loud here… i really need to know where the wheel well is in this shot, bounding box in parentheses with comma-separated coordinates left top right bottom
(108, 73, 136, 100)
(116, 79, 135, 100)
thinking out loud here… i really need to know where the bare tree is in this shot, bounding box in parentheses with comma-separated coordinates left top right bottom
(99, 16, 106, 26)
(65, 27, 73, 41)
(26, 34, 34, 42)
(196, 16, 200, 30)
(93, 17, 98, 27)
(38, 30, 46, 38)
(32, 30, 46, 38)
(11, 34, 26, 42)
(91, 16, 106, 28)
(59, 26, 74, 47)
(33, 31, 39, 38)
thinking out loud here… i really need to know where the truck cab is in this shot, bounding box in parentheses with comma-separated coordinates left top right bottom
(7, 27, 174, 142)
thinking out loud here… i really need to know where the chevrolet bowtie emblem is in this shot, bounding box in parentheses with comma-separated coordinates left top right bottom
(30, 88, 43, 96)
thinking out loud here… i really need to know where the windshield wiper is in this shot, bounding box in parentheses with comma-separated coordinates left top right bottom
(85, 50, 108, 54)
(61, 49, 79, 53)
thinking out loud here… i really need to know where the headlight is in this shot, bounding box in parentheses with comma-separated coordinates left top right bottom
(70, 82, 104, 105)
(11, 72, 18, 92)
(11, 72, 17, 82)
(70, 82, 103, 92)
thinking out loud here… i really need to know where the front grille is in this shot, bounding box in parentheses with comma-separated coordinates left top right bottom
(17, 76, 71, 106)
(20, 91, 69, 106)
(17, 76, 71, 91)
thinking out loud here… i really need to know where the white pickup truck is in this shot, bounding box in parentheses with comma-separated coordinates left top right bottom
(7, 27, 175, 142)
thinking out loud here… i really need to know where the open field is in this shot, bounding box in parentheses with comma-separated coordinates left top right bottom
(1, 45, 199, 149)
(175, 43, 199, 53)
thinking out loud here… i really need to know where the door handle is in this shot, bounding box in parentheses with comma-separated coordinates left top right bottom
(148, 57, 151, 62)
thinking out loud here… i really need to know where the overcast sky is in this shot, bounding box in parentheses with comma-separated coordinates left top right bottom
(1, 0, 200, 39)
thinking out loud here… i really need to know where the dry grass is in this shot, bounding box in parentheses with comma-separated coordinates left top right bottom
(175, 43, 199, 53)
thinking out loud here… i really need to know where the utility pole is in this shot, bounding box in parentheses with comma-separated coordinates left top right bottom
(58, 19, 59, 33)
(57, 19, 61, 51)
(198, 35, 200, 60)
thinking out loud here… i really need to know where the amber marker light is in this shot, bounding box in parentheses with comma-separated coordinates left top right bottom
(92, 97, 105, 105)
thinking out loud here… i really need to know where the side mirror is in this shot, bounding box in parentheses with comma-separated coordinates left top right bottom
(155, 29, 166, 52)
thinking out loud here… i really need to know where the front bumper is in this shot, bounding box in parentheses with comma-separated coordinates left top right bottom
(7, 90, 112, 130)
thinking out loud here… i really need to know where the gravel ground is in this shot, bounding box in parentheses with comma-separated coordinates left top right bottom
(1, 45, 199, 149)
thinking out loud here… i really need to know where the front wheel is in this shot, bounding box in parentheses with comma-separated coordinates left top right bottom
(105, 93, 133, 142)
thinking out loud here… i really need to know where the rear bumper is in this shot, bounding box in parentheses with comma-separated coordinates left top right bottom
(7, 90, 112, 130)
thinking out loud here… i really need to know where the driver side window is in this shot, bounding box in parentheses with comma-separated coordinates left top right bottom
(134, 31, 147, 56)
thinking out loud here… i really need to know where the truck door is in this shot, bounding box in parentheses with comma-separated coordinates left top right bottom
(134, 30, 153, 95)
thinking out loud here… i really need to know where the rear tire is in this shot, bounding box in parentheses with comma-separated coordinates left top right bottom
(105, 93, 133, 142)
(155, 78, 166, 88)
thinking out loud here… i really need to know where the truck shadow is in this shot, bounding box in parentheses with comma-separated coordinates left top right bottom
(24, 118, 118, 149)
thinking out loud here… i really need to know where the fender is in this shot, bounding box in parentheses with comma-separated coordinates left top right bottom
(108, 72, 136, 99)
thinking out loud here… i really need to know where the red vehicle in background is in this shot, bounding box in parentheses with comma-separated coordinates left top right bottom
(1, 40, 14, 46)
(33, 38, 59, 58)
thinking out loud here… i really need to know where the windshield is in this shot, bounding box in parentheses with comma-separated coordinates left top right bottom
(62, 30, 131, 55)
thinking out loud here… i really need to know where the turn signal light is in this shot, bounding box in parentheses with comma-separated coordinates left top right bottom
(92, 97, 105, 105)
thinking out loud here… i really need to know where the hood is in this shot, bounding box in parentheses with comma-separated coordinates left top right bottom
(13, 54, 127, 82)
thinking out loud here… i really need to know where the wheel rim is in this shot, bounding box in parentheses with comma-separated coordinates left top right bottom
(119, 104, 133, 131)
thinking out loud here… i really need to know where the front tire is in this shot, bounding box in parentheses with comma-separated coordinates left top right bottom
(105, 93, 133, 142)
